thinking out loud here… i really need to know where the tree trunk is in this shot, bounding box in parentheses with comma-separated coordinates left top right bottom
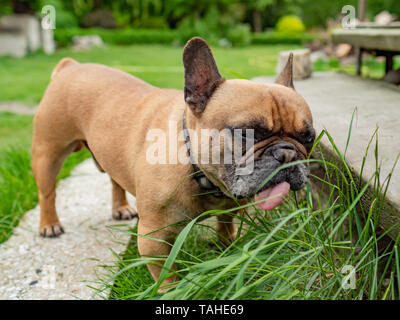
(252, 9, 262, 33)
(358, 0, 366, 21)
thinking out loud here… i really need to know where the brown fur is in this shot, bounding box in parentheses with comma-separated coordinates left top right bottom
(32, 38, 313, 290)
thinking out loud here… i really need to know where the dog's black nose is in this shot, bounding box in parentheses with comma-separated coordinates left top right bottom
(272, 143, 297, 164)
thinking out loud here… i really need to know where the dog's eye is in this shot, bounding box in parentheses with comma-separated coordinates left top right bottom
(303, 135, 315, 152)
(305, 136, 314, 143)
(300, 126, 315, 147)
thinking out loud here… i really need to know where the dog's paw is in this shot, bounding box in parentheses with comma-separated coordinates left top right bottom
(40, 222, 64, 238)
(112, 205, 138, 220)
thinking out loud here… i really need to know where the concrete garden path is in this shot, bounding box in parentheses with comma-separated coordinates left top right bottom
(0, 102, 37, 115)
(0, 159, 137, 300)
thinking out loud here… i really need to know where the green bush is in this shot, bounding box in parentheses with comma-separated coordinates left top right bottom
(54, 28, 178, 47)
(176, 7, 223, 46)
(226, 24, 251, 47)
(133, 16, 169, 29)
(176, 6, 250, 47)
(275, 15, 305, 35)
(176, 17, 219, 46)
(251, 31, 315, 45)
(54, 25, 316, 48)
(81, 9, 118, 29)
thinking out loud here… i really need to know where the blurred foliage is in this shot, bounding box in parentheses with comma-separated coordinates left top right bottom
(175, 4, 251, 46)
(275, 15, 305, 34)
(1, 0, 399, 43)
(366, 0, 400, 20)
(2, 0, 400, 29)
(252, 31, 316, 45)
(227, 24, 252, 47)
(39, 0, 79, 28)
(80, 8, 117, 28)
(54, 27, 177, 46)
(54, 27, 318, 47)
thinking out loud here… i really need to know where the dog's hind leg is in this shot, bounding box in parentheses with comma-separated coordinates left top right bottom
(32, 141, 78, 237)
(81, 141, 137, 221)
(111, 178, 137, 220)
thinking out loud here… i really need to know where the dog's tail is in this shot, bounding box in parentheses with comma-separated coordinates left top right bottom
(51, 57, 78, 80)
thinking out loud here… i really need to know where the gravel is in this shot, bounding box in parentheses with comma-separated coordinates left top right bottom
(0, 159, 137, 300)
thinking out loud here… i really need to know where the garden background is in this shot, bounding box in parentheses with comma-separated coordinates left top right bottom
(1, 0, 400, 300)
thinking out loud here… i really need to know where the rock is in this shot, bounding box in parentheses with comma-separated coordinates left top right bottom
(72, 35, 104, 51)
(0, 14, 55, 57)
(41, 28, 55, 55)
(0, 29, 27, 57)
(335, 43, 352, 58)
(375, 11, 396, 26)
(384, 69, 400, 85)
(0, 14, 41, 52)
(276, 49, 312, 80)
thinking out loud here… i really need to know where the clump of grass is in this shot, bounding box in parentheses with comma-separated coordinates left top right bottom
(0, 147, 37, 243)
(97, 119, 399, 300)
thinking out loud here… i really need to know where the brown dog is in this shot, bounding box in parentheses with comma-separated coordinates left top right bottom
(32, 37, 314, 290)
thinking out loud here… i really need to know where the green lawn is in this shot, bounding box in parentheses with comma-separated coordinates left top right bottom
(0, 44, 304, 104)
(0, 44, 393, 105)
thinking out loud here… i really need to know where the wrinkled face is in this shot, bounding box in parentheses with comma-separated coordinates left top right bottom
(183, 38, 315, 208)
(193, 81, 315, 200)
(219, 82, 315, 200)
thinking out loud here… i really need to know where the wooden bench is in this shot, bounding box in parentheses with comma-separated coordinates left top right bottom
(332, 27, 400, 76)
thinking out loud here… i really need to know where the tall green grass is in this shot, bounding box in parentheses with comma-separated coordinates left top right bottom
(97, 119, 399, 300)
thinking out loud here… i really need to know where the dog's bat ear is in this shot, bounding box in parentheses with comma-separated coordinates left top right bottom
(275, 53, 295, 90)
(183, 37, 224, 114)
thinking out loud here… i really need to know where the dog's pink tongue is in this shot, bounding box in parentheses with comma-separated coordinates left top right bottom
(254, 182, 290, 211)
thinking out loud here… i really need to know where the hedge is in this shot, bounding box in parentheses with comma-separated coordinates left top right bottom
(54, 28, 178, 47)
(54, 28, 317, 47)
(251, 32, 317, 45)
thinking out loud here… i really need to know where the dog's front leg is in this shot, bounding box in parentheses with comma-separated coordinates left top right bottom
(137, 218, 179, 292)
(217, 213, 236, 245)
(111, 178, 137, 220)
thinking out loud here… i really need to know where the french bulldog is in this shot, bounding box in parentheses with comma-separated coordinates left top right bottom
(32, 37, 315, 290)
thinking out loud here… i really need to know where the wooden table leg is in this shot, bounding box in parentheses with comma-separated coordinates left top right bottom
(385, 53, 394, 75)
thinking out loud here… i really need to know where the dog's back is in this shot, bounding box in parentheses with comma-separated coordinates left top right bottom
(33, 58, 183, 198)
